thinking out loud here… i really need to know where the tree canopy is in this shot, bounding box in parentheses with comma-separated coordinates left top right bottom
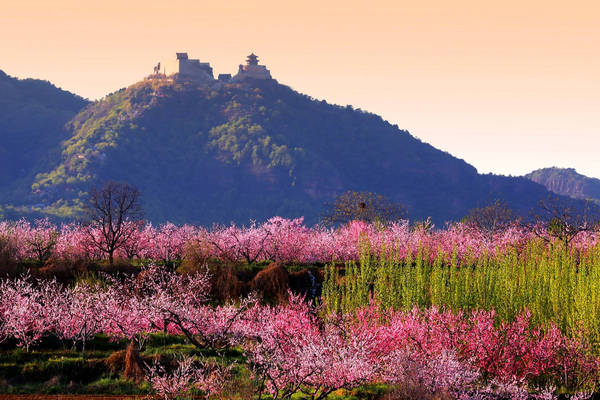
(321, 191, 406, 226)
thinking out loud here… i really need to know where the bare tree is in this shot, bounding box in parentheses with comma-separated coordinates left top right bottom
(321, 191, 406, 227)
(84, 181, 143, 265)
(530, 195, 600, 248)
(26, 220, 59, 266)
(463, 200, 516, 238)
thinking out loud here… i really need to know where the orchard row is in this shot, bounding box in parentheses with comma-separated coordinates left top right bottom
(1, 217, 598, 266)
(0, 266, 597, 399)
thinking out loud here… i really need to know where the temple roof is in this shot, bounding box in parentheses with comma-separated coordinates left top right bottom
(246, 53, 259, 65)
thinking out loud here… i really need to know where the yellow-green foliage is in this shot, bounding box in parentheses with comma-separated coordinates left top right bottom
(324, 240, 600, 347)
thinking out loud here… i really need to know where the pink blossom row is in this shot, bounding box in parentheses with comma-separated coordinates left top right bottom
(1, 217, 598, 265)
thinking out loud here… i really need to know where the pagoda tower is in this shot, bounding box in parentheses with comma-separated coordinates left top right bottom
(233, 53, 272, 81)
(246, 53, 259, 66)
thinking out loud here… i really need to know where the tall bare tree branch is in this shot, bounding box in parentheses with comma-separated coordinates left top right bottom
(84, 181, 143, 264)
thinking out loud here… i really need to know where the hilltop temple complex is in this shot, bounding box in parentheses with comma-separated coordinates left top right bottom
(165, 52, 273, 83)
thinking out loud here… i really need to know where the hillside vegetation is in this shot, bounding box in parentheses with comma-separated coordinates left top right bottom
(0, 70, 88, 209)
(21, 77, 550, 225)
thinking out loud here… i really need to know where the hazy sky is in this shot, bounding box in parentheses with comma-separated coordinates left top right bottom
(1, 0, 598, 178)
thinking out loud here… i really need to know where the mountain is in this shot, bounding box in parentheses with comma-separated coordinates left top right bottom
(8, 75, 554, 226)
(525, 168, 600, 204)
(0, 70, 89, 209)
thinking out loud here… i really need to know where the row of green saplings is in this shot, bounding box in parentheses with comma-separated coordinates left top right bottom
(322, 238, 600, 351)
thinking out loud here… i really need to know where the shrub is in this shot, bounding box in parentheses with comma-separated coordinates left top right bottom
(249, 262, 289, 303)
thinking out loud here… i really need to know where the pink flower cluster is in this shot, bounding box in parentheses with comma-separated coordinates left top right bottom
(0, 267, 596, 398)
(244, 296, 597, 399)
(1, 217, 598, 265)
(146, 356, 231, 400)
(0, 274, 58, 351)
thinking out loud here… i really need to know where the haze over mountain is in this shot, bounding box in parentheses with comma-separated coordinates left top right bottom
(0, 66, 559, 225)
(525, 168, 600, 205)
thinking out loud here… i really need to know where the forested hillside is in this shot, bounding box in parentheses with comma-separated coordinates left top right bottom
(5, 76, 553, 224)
(0, 70, 88, 215)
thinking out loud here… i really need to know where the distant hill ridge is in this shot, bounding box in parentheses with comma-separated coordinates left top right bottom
(0, 65, 561, 225)
(525, 167, 600, 204)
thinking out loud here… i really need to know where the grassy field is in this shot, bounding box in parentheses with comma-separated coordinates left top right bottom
(0, 333, 389, 399)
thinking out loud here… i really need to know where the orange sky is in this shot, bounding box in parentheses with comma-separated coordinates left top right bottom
(1, 0, 598, 179)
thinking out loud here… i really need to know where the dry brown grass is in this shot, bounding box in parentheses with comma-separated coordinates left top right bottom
(38, 258, 89, 283)
(211, 264, 247, 301)
(104, 350, 126, 375)
(105, 343, 165, 383)
(180, 242, 248, 302)
(250, 262, 290, 303)
(123, 343, 145, 383)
